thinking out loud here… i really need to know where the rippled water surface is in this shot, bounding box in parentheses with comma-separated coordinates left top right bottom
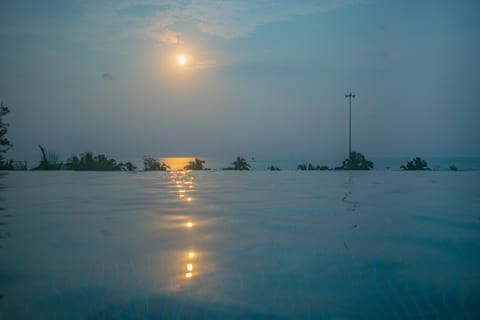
(0, 171, 479, 319)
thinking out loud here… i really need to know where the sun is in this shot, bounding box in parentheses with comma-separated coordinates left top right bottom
(177, 55, 187, 65)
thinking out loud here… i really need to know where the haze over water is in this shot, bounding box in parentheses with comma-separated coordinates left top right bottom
(1, 0, 479, 161)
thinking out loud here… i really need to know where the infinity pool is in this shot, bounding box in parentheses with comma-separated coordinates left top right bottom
(0, 171, 479, 319)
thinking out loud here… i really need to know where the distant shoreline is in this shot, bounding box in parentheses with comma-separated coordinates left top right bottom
(5, 156, 480, 172)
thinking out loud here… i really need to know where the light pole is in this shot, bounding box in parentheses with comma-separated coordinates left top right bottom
(345, 92, 355, 158)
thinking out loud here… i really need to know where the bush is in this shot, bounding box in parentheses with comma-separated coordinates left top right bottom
(67, 152, 136, 171)
(297, 163, 329, 171)
(336, 151, 373, 170)
(268, 165, 280, 171)
(0, 160, 14, 170)
(144, 156, 169, 171)
(400, 157, 430, 171)
(2, 160, 27, 171)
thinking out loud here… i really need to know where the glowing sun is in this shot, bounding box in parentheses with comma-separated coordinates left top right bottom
(177, 55, 187, 65)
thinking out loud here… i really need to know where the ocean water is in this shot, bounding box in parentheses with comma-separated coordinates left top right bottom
(0, 171, 479, 319)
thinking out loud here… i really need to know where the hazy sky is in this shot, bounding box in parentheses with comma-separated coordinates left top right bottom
(1, 0, 479, 161)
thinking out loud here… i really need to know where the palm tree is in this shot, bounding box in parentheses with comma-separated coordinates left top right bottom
(223, 157, 250, 170)
(184, 158, 206, 170)
(32, 145, 62, 170)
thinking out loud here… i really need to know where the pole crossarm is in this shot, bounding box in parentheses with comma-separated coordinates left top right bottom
(345, 93, 356, 99)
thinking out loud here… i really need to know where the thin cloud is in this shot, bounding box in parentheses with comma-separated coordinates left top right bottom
(135, 0, 361, 41)
(121, 0, 361, 47)
(117, 4, 170, 17)
(150, 29, 181, 46)
(6, 1, 361, 54)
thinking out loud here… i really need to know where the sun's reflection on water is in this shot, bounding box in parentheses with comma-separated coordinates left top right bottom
(185, 251, 196, 278)
(167, 169, 202, 281)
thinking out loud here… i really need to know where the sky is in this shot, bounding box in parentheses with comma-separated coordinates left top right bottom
(1, 0, 480, 162)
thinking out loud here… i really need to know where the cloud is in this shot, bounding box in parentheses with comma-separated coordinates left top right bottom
(4, 1, 361, 53)
(117, 4, 170, 17)
(114, 0, 361, 47)
(149, 29, 181, 46)
(102, 73, 115, 80)
(131, 0, 361, 41)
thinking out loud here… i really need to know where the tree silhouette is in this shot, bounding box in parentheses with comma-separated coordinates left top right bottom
(223, 157, 251, 170)
(143, 156, 169, 171)
(336, 151, 374, 170)
(400, 157, 430, 171)
(32, 145, 62, 170)
(184, 158, 207, 170)
(297, 163, 329, 171)
(297, 163, 307, 170)
(268, 165, 280, 171)
(66, 152, 136, 171)
(0, 102, 13, 164)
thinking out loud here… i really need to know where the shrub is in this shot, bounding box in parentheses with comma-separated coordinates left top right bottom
(297, 163, 329, 171)
(400, 157, 430, 171)
(0, 160, 14, 170)
(67, 152, 136, 171)
(336, 151, 373, 170)
(143, 156, 169, 171)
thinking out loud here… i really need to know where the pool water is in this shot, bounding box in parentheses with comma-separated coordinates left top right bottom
(0, 171, 479, 319)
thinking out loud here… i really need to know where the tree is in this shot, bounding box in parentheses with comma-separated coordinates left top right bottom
(32, 145, 62, 170)
(297, 163, 307, 170)
(184, 158, 207, 170)
(400, 157, 430, 171)
(66, 152, 136, 171)
(336, 151, 374, 170)
(0, 102, 13, 163)
(223, 157, 251, 170)
(143, 156, 169, 171)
